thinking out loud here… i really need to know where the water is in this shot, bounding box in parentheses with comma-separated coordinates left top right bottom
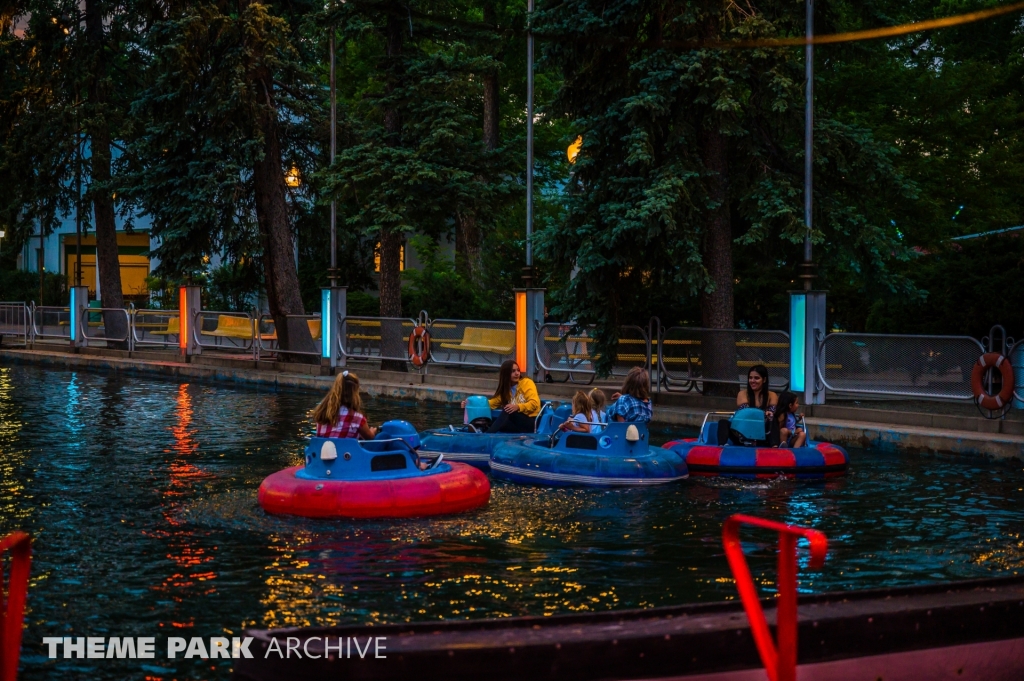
(1, 364, 1023, 680)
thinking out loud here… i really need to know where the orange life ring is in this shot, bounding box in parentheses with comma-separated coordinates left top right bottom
(971, 352, 1014, 410)
(408, 326, 430, 366)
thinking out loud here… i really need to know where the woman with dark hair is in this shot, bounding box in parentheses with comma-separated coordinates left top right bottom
(460, 359, 541, 433)
(736, 364, 779, 427)
(607, 367, 653, 423)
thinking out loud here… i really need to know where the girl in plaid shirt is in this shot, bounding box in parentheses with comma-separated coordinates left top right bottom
(607, 367, 653, 423)
(312, 371, 378, 439)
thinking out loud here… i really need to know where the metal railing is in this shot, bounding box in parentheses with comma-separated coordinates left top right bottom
(193, 310, 256, 358)
(657, 326, 790, 392)
(0, 303, 30, 345)
(428, 318, 516, 368)
(816, 332, 984, 400)
(257, 314, 323, 358)
(535, 323, 650, 384)
(30, 305, 72, 342)
(339, 315, 418, 363)
(131, 308, 181, 348)
(80, 307, 131, 345)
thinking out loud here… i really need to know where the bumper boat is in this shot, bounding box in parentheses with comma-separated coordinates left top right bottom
(489, 421, 689, 487)
(258, 421, 491, 518)
(419, 397, 568, 471)
(663, 409, 848, 479)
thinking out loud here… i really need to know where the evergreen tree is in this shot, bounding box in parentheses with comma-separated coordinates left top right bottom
(321, 0, 520, 367)
(121, 0, 320, 356)
(534, 0, 915, 374)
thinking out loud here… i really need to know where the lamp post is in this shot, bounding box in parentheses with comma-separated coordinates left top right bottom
(524, 0, 534, 285)
(329, 25, 337, 287)
(801, 0, 815, 289)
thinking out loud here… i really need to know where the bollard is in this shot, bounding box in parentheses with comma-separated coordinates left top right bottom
(722, 514, 828, 681)
(69, 286, 89, 349)
(179, 285, 202, 357)
(789, 290, 826, 405)
(321, 286, 346, 369)
(514, 288, 545, 380)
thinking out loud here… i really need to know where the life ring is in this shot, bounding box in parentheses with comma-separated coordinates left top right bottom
(971, 352, 1014, 410)
(408, 326, 430, 366)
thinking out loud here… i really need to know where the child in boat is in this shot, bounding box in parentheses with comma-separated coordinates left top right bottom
(588, 388, 608, 425)
(312, 371, 378, 439)
(607, 367, 653, 423)
(774, 391, 806, 448)
(561, 391, 594, 432)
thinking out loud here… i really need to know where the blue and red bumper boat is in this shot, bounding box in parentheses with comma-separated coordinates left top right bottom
(663, 409, 848, 479)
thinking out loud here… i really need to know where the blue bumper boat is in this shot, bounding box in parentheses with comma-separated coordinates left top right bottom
(419, 398, 568, 471)
(489, 421, 689, 487)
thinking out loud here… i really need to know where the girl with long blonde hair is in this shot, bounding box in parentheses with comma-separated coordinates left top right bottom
(313, 371, 377, 439)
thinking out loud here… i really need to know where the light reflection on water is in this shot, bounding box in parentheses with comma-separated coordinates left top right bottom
(1, 365, 1023, 680)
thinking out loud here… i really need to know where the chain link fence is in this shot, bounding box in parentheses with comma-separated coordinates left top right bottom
(536, 323, 650, 383)
(31, 306, 71, 342)
(131, 308, 181, 349)
(339, 316, 418, 363)
(817, 333, 984, 400)
(657, 326, 790, 391)
(428, 319, 515, 368)
(0, 303, 29, 345)
(257, 314, 322, 359)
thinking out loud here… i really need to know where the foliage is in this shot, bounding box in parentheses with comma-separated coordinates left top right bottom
(0, 269, 66, 306)
(534, 0, 916, 372)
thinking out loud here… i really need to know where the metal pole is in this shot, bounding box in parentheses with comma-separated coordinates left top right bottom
(76, 132, 82, 287)
(803, 0, 814, 291)
(329, 28, 338, 287)
(525, 0, 534, 270)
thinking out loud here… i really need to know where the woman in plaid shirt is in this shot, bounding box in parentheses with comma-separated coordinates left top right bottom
(607, 367, 653, 423)
(312, 371, 378, 439)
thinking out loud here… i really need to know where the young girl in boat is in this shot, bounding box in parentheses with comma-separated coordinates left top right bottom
(774, 391, 806, 448)
(588, 388, 608, 425)
(561, 391, 595, 432)
(607, 367, 653, 423)
(313, 371, 378, 439)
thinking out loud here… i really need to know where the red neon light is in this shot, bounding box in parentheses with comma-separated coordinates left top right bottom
(0, 532, 31, 681)
(722, 514, 828, 681)
(178, 286, 188, 351)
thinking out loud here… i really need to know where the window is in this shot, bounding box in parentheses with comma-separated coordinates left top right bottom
(373, 243, 405, 273)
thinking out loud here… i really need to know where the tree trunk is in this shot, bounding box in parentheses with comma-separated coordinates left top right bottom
(699, 123, 736, 394)
(453, 1, 499, 282)
(252, 72, 316, 361)
(379, 12, 407, 371)
(85, 0, 127, 350)
(455, 210, 482, 281)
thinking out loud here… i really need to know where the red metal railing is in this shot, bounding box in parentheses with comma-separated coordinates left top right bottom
(0, 532, 30, 681)
(723, 515, 828, 681)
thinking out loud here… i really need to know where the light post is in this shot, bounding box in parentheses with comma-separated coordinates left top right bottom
(801, 0, 815, 289)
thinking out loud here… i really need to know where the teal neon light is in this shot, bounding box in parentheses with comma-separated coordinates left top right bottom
(69, 288, 78, 342)
(789, 294, 806, 393)
(321, 289, 331, 359)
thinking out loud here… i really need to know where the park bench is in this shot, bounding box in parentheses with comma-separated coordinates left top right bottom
(148, 316, 180, 337)
(439, 327, 515, 359)
(201, 315, 255, 345)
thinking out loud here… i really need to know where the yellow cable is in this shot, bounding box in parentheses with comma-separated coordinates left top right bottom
(714, 1, 1024, 48)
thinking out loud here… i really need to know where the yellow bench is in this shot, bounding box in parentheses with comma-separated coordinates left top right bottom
(202, 315, 254, 341)
(149, 317, 180, 336)
(440, 327, 515, 355)
(256, 318, 322, 343)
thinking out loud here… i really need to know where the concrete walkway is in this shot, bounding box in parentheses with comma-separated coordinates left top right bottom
(3, 344, 1023, 461)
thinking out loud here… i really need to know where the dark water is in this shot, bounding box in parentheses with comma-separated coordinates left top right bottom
(1, 364, 1023, 680)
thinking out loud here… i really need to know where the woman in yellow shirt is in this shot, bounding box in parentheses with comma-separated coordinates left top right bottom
(461, 359, 541, 433)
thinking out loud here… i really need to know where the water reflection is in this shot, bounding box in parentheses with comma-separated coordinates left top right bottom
(3, 365, 1024, 681)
